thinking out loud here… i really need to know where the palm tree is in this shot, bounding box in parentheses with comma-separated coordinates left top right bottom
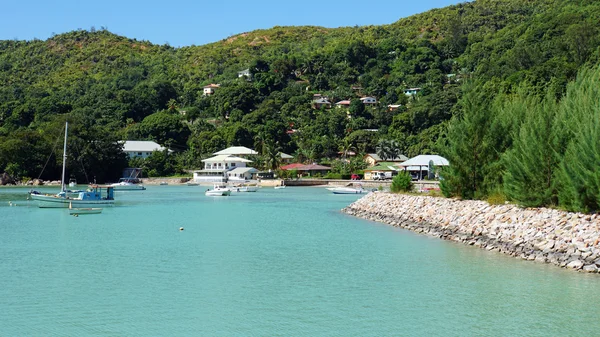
(338, 139, 355, 174)
(376, 139, 392, 161)
(262, 140, 282, 171)
(388, 140, 401, 160)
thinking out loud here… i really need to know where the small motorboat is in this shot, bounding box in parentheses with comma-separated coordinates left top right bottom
(69, 202, 103, 215)
(327, 183, 370, 194)
(205, 183, 231, 196)
(231, 183, 259, 192)
(274, 181, 286, 189)
(69, 207, 103, 215)
(186, 181, 199, 186)
(109, 178, 146, 191)
(160, 181, 169, 186)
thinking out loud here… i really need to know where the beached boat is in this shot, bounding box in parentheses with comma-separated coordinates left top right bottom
(28, 122, 116, 208)
(327, 183, 370, 194)
(205, 183, 231, 196)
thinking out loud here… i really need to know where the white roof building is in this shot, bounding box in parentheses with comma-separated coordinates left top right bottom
(398, 155, 449, 180)
(121, 140, 170, 159)
(399, 155, 449, 168)
(202, 155, 253, 164)
(227, 167, 259, 182)
(214, 146, 258, 157)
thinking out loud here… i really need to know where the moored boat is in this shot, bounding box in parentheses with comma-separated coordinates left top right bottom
(205, 183, 231, 196)
(231, 183, 259, 192)
(28, 122, 116, 208)
(327, 183, 371, 194)
(109, 178, 146, 191)
(69, 202, 103, 215)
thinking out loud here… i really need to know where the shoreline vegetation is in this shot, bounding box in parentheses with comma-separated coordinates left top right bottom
(343, 192, 600, 274)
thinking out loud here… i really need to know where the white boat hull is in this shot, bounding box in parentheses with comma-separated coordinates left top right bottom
(205, 190, 231, 196)
(30, 194, 115, 208)
(232, 186, 259, 192)
(69, 208, 103, 215)
(110, 184, 146, 191)
(327, 187, 369, 194)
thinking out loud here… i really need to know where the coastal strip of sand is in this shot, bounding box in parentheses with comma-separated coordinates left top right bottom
(343, 192, 600, 273)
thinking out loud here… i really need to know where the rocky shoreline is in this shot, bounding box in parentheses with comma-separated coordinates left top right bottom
(342, 192, 600, 273)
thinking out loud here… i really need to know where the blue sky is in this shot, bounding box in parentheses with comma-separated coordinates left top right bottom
(2, 0, 465, 47)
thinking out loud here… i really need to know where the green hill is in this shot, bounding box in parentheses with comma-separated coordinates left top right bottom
(1, 0, 599, 184)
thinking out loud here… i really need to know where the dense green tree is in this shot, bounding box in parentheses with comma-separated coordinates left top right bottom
(556, 67, 600, 212)
(503, 94, 559, 207)
(438, 82, 495, 199)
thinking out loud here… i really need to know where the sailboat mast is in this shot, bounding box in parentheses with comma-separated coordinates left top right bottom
(61, 122, 68, 193)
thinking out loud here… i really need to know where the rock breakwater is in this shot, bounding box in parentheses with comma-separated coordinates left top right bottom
(343, 192, 600, 273)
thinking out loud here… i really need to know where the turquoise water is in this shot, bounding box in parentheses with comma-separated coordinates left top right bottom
(1, 185, 599, 336)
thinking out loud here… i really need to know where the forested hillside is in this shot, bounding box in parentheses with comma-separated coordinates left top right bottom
(1, 0, 599, 193)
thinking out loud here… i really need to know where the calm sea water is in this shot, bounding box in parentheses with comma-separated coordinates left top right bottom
(0, 185, 599, 336)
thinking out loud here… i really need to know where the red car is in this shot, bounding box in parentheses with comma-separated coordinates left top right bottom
(351, 174, 361, 180)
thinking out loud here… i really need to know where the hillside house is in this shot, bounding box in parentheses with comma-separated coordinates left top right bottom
(238, 69, 252, 80)
(280, 152, 294, 164)
(360, 97, 377, 105)
(312, 97, 331, 109)
(387, 104, 401, 112)
(203, 83, 220, 96)
(404, 88, 421, 96)
(335, 100, 351, 108)
(214, 146, 258, 158)
(121, 140, 171, 159)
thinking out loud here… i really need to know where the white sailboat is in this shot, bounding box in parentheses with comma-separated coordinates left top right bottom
(28, 122, 116, 208)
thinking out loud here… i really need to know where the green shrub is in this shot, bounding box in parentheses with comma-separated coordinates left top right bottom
(487, 190, 507, 205)
(391, 172, 414, 193)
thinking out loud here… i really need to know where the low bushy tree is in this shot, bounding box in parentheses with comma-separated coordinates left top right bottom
(391, 171, 413, 193)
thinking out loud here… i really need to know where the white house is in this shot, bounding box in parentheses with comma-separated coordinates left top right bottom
(203, 83, 220, 96)
(122, 141, 170, 159)
(312, 97, 331, 109)
(192, 146, 260, 183)
(193, 155, 253, 183)
(238, 69, 252, 79)
(227, 167, 259, 182)
(404, 88, 421, 96)
(360, 97, 377, 105)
